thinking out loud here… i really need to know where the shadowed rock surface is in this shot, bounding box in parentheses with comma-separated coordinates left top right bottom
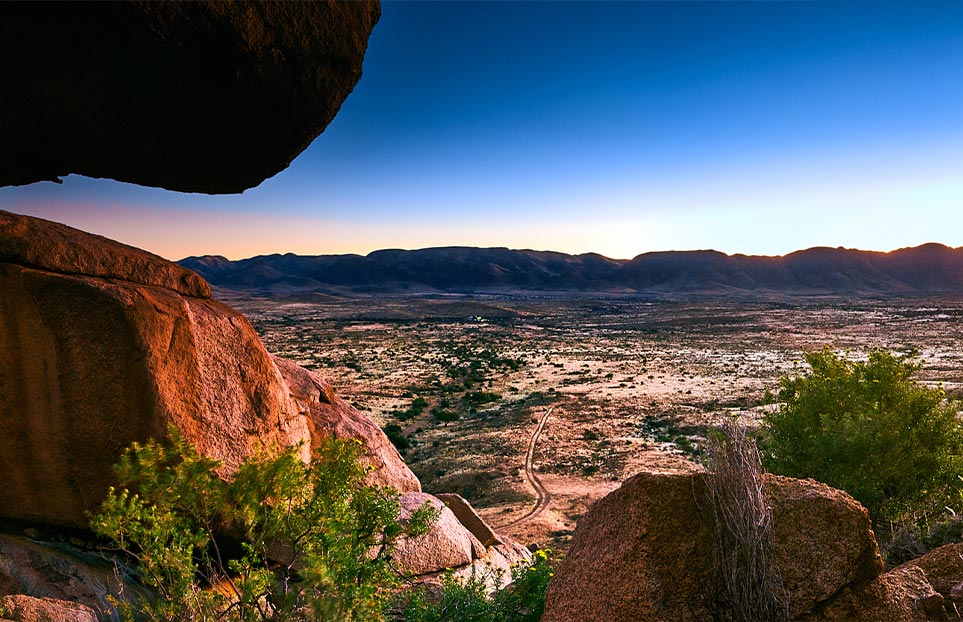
(0, 594, 98, 622)
(0, 1, 379, 193)
(542, 472, 884, 622)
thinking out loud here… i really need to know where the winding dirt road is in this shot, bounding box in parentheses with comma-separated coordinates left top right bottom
(501, 405, 555, 528)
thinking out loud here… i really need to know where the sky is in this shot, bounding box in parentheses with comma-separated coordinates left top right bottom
(3, 0, 963, 261)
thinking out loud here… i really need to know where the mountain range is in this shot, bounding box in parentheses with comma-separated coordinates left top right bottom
(178, 243, 963, 297)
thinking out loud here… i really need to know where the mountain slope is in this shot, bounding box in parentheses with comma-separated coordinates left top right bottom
(179, 244, 963, 296)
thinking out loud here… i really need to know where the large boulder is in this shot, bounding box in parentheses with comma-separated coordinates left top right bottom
(542, 471, 884, 622)
(273, 355, 420, 493)
(392, 493, 531, 588)
(766, 474, 884, 618)
(0, 1, 380, 193)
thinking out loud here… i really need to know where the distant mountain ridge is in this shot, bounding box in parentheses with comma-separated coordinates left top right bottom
(178, 243, 963, 296)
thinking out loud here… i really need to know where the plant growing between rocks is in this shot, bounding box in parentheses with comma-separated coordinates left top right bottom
(705, 417, 788, 622)
(394, 549, 553, 622)
(90, 431, 437, 622)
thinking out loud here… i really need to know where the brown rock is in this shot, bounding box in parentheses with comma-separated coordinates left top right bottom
(435, 493, 501, 547)
(0, 217, 311, 529)
(273, 355, 420, 493)
(805, 565, 945, 622)
(766, 473, 885, 618)
(0, 210, 209, 298)
(542, 472, 718, 622)
(898, 543, 963, 616)
(542, 472, 884, 622)
(392, 493, 486, 576)
(0, 1, 380, 193)
(0, 595, 97, 622)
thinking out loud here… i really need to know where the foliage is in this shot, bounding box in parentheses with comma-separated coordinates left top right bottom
(761, 348, 963, 524)
(705, 417, 788, 622)
(396, 549, 553, 622)
(90, 432, 437, 622)
(382, 424, 409, 453)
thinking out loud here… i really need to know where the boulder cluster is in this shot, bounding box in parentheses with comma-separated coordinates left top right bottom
(543, 471, 963, 622)
(0, 211, 528, 620)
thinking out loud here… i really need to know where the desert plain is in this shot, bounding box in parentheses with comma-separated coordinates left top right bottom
(222, 292, 963, 551)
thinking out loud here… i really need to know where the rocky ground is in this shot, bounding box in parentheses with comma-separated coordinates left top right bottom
(225, 292, 963, 551)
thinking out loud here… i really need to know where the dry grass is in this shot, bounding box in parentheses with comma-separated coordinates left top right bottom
(705, 417, 788, 622)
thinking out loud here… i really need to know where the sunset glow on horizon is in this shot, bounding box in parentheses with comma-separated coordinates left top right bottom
(4, 1, 963, 261)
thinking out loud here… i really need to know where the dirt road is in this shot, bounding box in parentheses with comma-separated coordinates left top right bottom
(500, 405, 555, 528)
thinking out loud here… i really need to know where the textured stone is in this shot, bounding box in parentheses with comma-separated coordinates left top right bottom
(0, 210, 209, 298)
(0, 534, 149, 621)
(0, 1, 380, 193)
(392, 493, 485, 576)
(898, 542, 963, 617)
(804, 565, 945, 622)
(0, 595, 97, 622)
(436, 493, 501, 547)
(542, 472, 884, 622)
(273, 355, 420, 492)
(766, 474, 885, 618)
(0, 218, 310, 529)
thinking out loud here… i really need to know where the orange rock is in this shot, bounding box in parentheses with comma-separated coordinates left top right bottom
(273, 355, 420, 493)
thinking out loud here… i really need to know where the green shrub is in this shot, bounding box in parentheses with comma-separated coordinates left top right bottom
(382, 424, 409, 452)
(396, 549, 553, 622)
(761, 348, 963, 525)
(91, 432, 437, 622)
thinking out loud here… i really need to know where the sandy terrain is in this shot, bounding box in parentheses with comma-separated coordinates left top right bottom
(227, 293, 963, 550)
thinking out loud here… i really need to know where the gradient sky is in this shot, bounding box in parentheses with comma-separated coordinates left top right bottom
(4, 1, 963, 261)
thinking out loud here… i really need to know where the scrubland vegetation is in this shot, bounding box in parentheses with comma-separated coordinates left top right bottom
(91, 433, 551, 622)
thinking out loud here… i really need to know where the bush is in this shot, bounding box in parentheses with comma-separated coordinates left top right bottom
(90, 432, 437, 622)
(396, 549, 553, 622)
(761, 348, 963, 525)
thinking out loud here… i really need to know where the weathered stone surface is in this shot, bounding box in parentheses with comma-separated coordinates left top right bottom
(451, 539, 533, 592)
(542, 472, 884, 622)
(766, 474, 885, 618)
(0, 594, 97, 622)
(898, 542, 963, 617)
(436, 493, 501, 547)
(0, 534, 149, 622)
(392, 493, 485, 576)
(0, 218, 310, 529)
(0, 210, 209, 298)
(542, 472, 718, 622)
(804, 565, 945, 622)
(0, 1, 379, 193)
(273, 355, 420, 493)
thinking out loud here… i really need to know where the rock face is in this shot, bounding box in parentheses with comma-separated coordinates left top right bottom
(542, 472, 884, 622)
(393, 493, 531, 587)
(897, 543, 963, 618)
(0, 211, 525, 608)
(766, 474, 884, 618)
(0, 534, 148, 622)
(0, 1, 380, 193)
(273, 355, 420, 493)
(804, 566, 945, 622)
(0, 594, 98, 622)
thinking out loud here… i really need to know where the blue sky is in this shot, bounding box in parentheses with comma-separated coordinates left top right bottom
(4, 1, 963, 260)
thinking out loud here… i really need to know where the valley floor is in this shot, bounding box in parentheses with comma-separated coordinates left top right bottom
(225, 292, 963, 551)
